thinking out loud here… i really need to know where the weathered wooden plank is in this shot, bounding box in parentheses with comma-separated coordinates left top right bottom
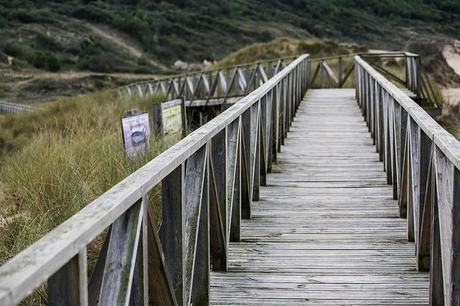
(434, 147, 455, 305)
(48, 250, 88, 306)
(209, 148, 227, 271)
(417, 132, 432, 271)
(226, 119, 241, 242)
(430, 160, 444, 306)
(147, 205, 176, 306)
(191, 158, 210, 305)
(159, 165, 185, 305)
(99, 201, 143, 306)
(88, 229, 111, 306)
(183, 146, 207, 305)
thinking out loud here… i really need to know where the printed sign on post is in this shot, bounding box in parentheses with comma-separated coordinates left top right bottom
(152, 99, 186, 148)
(121, 111, 150, 158)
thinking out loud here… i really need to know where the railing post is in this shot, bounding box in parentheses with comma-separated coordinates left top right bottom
(48, 250, 88, 306)
(338, 56, 343, 85)
(209, 130, 228, 271)
(227, 118, 241, 242)
(159, 165, 185, 305)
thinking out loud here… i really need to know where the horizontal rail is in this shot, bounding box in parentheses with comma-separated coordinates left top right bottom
(0, 54, 309, 305)
(119, 58, 294, 104)
(355, 55, 460, 305)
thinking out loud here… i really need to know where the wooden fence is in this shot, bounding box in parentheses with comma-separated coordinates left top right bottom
(308, 52, 440, 107)
(0, 100, 35, 114)
(119, 57, 295, 106)
(355, 55, 460, 306)
(0, 54, 309, 306)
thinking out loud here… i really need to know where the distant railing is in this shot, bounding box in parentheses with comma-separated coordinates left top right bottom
(0, 54, 309, 305)
(0, 100, 35, 114)
(308, 52, 440, 107)
(119, 57, 296, 106)
(355, 55, 460, 306)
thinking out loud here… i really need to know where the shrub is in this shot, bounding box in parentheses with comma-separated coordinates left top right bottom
(78, 55, 114, 72)
(29, 51, 61, 72)
(72, 5, 113, 23)
(8, 8, 54, 23)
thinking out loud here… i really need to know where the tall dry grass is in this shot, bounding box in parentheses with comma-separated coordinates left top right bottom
(0, 90, 165, 265)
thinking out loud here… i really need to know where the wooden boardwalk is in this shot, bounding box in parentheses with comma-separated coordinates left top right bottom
(210, 89, 430, 305)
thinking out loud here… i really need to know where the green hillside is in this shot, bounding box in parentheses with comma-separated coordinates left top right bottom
(0, 0, 459, 73)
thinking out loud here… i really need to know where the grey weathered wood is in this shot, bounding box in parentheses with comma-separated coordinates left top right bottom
(240, 109, 252, 219)
(417, 131, 432, 271)
(88, 228, 111, 306)
(0, 100, 35, 114)
(430, 168, 444, 305)
(48, 250, 88, 306)
(321, 61, 339, 86)
(183, 146, 207, 305)
(0, 54, 308, 306)
(434, 137, 455, 306)
(209, 147, 227, 271)
(355, 55, 460, 306)
(159, 165, 185, 305)
(147, 205, 177, 306)
(99, 201, 143, 306)
(226, 119, 241, 242)
(191, 157, 210, 305)
(451, 168, 460, 305)
(210, 89, 430, 304)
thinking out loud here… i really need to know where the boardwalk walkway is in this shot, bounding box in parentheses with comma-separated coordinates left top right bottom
(210, 89, 430, 305)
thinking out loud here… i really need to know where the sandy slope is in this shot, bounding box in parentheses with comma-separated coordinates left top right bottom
(442, 41, 460, 106)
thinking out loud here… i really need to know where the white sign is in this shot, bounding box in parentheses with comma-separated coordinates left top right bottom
(121, 112, 150, 158)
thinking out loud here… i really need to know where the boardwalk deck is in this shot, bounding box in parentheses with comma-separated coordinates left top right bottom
(210, 89, 430, 305)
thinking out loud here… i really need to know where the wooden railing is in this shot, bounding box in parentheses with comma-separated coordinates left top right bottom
(0, 100, 35, 114)
(0, 54, 309, 306)
(308, 52, 440, 107)
(119, 57, 295, 106)
(355, 55, 460, 306)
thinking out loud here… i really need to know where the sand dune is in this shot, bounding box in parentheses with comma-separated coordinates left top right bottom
(442, 41, 460, 106)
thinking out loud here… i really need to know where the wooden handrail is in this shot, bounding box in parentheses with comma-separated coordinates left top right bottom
(119, 58, 293, 104)
(355, 55, 460, 305)
(0, 54, 309, 306)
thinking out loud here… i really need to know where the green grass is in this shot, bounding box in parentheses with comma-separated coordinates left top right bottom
(0, 90, 166, 267)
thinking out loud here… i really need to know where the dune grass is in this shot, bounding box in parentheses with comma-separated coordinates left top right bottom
(0, 90, 166, 267)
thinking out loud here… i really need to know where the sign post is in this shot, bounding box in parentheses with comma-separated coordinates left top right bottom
(152, 99, 187, 148)
(121, 110, 151, 158)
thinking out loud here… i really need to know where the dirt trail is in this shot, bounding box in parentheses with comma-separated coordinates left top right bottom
(442, 41, 460, 106)
(86, 23, 169, 71)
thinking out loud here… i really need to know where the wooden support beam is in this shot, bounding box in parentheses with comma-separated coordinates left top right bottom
(417, 131, 432, 271)
(48, 250, 88, 306)
(226, 119, 241, 242)
(209, 141, 227, 271)
(99, 201, 143, 306)
(183, 146, 207, 305)
(159, 165, 185, 305)
(147, 205, 177, 306)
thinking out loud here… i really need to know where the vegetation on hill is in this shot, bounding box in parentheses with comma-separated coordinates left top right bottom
(0, 0, 459, 74)
(217, 37, 367, 67)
